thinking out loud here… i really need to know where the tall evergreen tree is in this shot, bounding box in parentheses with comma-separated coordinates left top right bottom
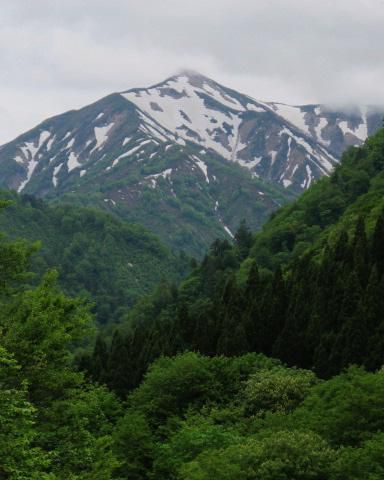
(92, 335, 109, 384)
(372, 213, 384, 277)
(106, 331, 132, 398)
(234, 219, 253, 260)
(352, 216, 369, 286)
(329, 272, 365, 372)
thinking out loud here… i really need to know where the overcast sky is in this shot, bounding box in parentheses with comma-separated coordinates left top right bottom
(0, 0, 383, 144)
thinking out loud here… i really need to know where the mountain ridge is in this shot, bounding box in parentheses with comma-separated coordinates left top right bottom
(3, 71, 381, 194)
(0, 71, 382, 254)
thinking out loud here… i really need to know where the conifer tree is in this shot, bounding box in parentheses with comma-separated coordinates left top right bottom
(330, 272, 365, 371)
(106, 331, 132, 398)
(365, 272, 384, 370)
(352, 216, 369, 286)
(372, 213, 384, 277)
(92, 335, 109, 384)
(245, 261, 260, 296)
(234, 219, 253, 259)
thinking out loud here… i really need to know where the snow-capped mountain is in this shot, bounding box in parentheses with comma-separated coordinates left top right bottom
(2, 71, 382, 196)
(121, 71, 382, 189)
(0, 71, 382, 254)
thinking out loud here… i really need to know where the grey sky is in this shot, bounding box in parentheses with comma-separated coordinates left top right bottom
(0, 0, 383, 143)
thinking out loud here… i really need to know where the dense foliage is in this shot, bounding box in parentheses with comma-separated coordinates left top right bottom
(0, 217, 119, 478)
(118, 354, 384, 480)
(0, 191, 189, 324)
(1, 235, 384, 480)
(2, 129, 384, 478)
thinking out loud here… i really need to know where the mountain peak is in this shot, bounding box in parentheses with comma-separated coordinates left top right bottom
(121, 70, 212, 95)
(157, 69, 217, 91)
(172, 69, 209, 81)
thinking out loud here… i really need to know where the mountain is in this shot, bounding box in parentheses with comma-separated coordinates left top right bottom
(0, 190, 188, 324)
(0, 71, 382, 254)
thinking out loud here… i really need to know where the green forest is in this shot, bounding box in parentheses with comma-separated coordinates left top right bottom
(0, 191, 189, 325)
(2, 129, 384, 478)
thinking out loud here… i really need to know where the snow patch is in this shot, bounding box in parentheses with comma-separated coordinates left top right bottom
(224, 225, 234, 238)
(146, 168, 172, 188)
(84, 138, 93, 150)
(202, 81, 245, 111)
(91, 122, 114, 152)
(46, 135, 56, 151)
(122, 76, 242, 160)
(66, 137, 75, 149)
(14, 154, 24, 165)
(246, 102, 266, 113)
(109, 142, 149, 169)
(271, 103, 310, 135)
(67, 152, 81, 172)
(315, 117, 329, 145)
(17, 157, 38, 192)
(52, 163, 63, 187)
(39, 130, 51, 147)
(237, 157, 262, 169)
(137, 111, 172, 143)
(16, 130, 51, 192)
(338, 111, 368, 142)
(191, 155, 209, 183)
(270, 151, 278, 165)
(305, 164, 313, 188)
(279, 126, 333, 174)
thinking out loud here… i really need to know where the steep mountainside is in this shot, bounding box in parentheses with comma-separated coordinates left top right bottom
(0, 71, 382, 254)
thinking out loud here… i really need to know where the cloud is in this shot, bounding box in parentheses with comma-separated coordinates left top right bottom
(0, 0, 383, 143)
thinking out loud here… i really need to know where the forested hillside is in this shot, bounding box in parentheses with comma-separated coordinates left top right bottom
(1, 241, 384, 479)
(3, 0, 384, 477)
(86, 128, 384, 392)
(0, 191, 189, 324)
(2, 131, 384, 479)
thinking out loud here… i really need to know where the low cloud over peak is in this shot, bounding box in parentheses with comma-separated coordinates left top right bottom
(0, 0, 383, 143)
